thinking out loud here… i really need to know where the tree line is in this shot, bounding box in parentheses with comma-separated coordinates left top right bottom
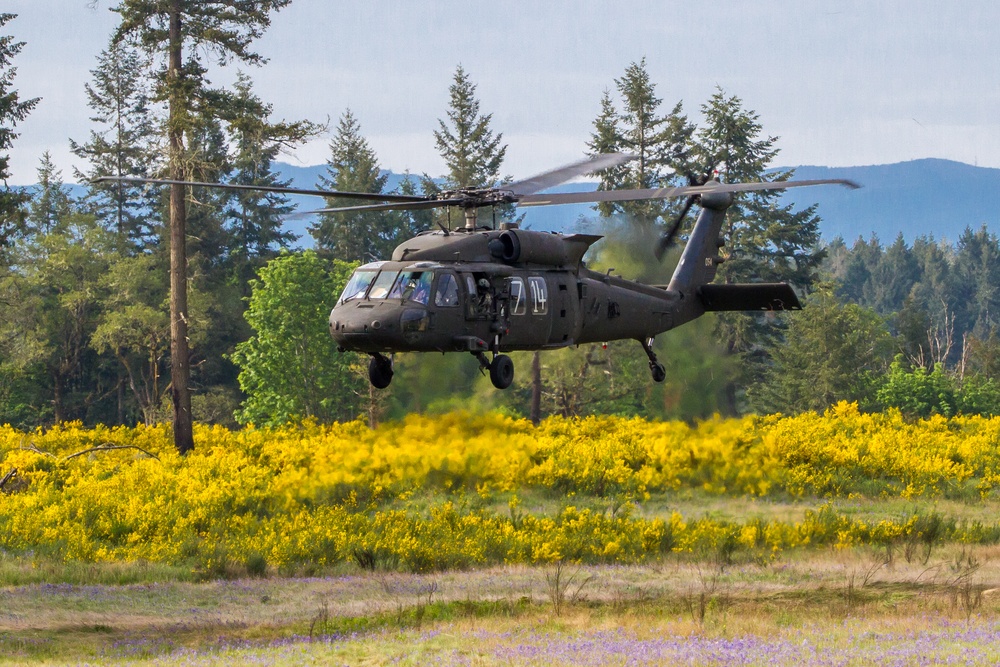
(2, 9, 997, 441)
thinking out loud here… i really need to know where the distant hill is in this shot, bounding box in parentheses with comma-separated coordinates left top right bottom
(778, 159, 1000, 244)
(274, 158, 1000, 247)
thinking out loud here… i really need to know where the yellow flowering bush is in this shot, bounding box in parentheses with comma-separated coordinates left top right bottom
(2, 405, 1000, 572)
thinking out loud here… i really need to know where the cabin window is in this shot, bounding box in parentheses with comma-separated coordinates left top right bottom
(509, 277, 526, 315)
(339, 269, 377, 303)
(367, 270, 399, 300)
(389, 270, 433, 305)
(529, 277, 548, 315)
(435, 273, 460, 307)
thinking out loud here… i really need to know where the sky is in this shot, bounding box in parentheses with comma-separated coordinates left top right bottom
(4, 0, 1000, 185)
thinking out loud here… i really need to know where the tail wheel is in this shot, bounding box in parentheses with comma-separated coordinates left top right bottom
(489, 354, 514, 389)
(368, 355, 393, 389)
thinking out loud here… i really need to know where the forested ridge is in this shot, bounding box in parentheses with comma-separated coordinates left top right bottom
(2, 12, 999, 436)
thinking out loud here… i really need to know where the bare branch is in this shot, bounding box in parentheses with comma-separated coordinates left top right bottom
(63, 444, 160, 461)
(0, 468, 17, 491)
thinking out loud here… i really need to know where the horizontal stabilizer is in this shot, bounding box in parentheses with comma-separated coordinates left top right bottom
(698, 283, 802, 312)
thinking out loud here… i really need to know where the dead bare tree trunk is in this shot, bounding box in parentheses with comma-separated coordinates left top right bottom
(530, 351, 541, 425)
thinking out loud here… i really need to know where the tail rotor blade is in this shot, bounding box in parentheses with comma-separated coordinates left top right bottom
(655, 195, 697, 261)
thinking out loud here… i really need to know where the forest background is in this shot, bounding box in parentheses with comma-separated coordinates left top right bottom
(1, 9, 999, 435)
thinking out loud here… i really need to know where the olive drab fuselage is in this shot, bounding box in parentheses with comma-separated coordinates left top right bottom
(329, 228, 681, 357)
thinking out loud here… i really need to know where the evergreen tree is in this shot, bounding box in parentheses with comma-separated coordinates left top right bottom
(113, 0, 293, 453)
(70, 38, 160, 250)
(311, 109, 396, 261)
(27, 152, 74, 236)
(434, 65, 506, 190)
(693, 89, 825, 411)
(587, 59, 694, 225)
(0, 13, 39, 251)
(750, 287, 893, 414)
(222, 72, 316, 287)
(953, 225, 1000, 337)
(862, 233, 918, 315)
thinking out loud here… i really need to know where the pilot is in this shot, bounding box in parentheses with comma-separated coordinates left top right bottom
(412, 274, 431, 304)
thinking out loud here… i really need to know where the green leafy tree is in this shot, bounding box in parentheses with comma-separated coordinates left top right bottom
(91, 253, 171, 425)
(877, 356, 958, 418)
(113, 0, 293, 453)
(231, 252, 364, 425)
(750, 287, 893, 414)
(0, 215, 115, 423)
(863, 233, 918, 315)
(694, 89, 826, 412)
(952, 225, 1000, 337)
(0, 13, 39, 251)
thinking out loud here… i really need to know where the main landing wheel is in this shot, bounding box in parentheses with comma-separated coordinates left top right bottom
(368, 355, 393, 389)
(650, 362, 666, 383)
(489, 354, 515, 390)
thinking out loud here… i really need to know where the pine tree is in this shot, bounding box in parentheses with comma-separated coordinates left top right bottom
(311, 109, 393, 262)
(587, 59, 694, 225)
(222, 72, 315, 287)
(113, 0, 293, 454)
(27, 152, 74, 236)
(0, 13, 40, 250)
(687, 89, 826, 412)
(749, 287, 893, 414)
(71, 38, 160, 250)
(434, 65, 507, 190)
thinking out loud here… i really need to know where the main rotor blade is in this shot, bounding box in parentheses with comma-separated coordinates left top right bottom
(91, 176, 430, 203)
(505, 153, 637, 196)
(516, 178, 861, 207)
(284, 198, 465, 220)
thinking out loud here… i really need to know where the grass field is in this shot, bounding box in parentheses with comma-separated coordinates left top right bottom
(4, 531, 1000, 664)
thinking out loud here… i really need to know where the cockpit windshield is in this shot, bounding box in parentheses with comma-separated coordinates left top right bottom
(337, 264, 436, 305)
(339, 269, 377, 304)
(388, 271, 434, 305)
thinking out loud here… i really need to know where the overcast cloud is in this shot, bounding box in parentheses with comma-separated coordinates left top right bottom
(5, 0, 999, 184)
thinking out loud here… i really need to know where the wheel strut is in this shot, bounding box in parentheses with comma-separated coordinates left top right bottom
(640, 338, 666, 383)
(473, 351, 515, 389)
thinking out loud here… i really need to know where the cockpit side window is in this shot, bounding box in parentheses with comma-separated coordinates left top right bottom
(368, 270, 399, 300)
(435, 273, 460, 307)
(339, 269, 377, 304)
(389, 271, 434, 305)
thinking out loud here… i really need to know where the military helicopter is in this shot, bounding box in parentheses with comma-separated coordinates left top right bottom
(101, 153, 857, 390)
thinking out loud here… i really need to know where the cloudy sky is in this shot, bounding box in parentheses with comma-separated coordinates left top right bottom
(4, 0, 999, 184)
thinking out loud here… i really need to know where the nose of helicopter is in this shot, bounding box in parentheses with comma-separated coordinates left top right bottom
(329, 303, 430, 352)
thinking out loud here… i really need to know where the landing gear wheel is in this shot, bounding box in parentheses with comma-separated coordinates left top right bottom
(368, 355, 393, 389)
(640, 337, 665, 383)
(650, 362, 666, 383)
(489, 354, 515, 389)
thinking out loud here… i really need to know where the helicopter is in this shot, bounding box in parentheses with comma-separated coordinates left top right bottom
(100, 153, 858, 390)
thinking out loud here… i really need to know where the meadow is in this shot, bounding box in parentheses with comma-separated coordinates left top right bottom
(4, 403, 1000, 664)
